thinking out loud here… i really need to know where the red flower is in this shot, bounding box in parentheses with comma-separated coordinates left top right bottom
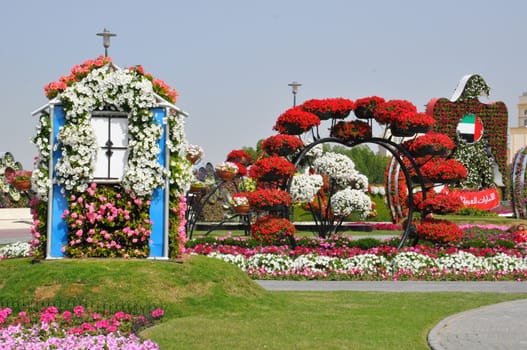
(249, 156, 296, 182)
(413, 191, 463, 214)
(273, 107, 321, 135)
(44, 56, 112, 99)
(226, 149, 253, 166)
(419, 159, 467, 182)
(232, 162, 247, 176)
(375, 100, 417, 125)
(392, 112, 435, 129)
(251, 215, 296, 243)
(404, 132, 456, 157)
(415, 218, 463, 243)
(245, 189, 292, 209)
(354, 96, 386, 110)
(300, 98, 355, 120)
(261, 135, 304, 156)
(330, 120, 372, 141)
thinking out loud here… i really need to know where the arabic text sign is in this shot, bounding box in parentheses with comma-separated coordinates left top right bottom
(449, 187, 500, 210)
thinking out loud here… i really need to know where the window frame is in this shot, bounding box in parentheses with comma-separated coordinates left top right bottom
(91, 110, 129, 183)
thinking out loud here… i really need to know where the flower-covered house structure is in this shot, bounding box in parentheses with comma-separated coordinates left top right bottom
(31, 56, 193, 259)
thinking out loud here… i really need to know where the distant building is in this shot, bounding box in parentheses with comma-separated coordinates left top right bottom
(508, 92, 527, 163)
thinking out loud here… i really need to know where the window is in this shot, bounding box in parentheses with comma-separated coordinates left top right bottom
(524, 109, 527, 115)
(524, 119, 527, 127)
(91, 111, 128, 181)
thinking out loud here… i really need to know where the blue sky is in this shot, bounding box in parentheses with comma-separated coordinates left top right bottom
(1, 0, 526, 168)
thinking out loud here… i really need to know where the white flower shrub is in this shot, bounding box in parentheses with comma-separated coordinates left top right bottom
(330, 188, 372, 218)
(290, 173, 324, 203)
(436, 251, 487, 272)
(246, 254, 293, 273)
(390, 251, 438, 272)
(203, 250, 527, 278)
(313, 152, 369, 191)
(0, 241, 31, 258)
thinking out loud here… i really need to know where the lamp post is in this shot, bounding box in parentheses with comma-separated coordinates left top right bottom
(96, 28, 116, 57)
(288, 81, 302, 107)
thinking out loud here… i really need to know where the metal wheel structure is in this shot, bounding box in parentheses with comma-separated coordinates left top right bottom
(290, 136, 427, 249)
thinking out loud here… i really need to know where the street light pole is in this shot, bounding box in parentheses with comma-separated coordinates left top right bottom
(96, 28, 116, 57)
(288, 81, 302, 107)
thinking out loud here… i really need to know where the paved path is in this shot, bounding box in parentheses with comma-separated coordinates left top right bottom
(2, 208, 527, 349)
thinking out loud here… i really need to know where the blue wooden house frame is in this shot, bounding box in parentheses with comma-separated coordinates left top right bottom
(32, 72, 187, 259)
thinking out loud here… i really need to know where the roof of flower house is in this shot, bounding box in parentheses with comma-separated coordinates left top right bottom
(32, 60, 188, 117)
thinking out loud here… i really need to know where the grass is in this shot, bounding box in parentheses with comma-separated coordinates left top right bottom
(0, 256, 525, 349)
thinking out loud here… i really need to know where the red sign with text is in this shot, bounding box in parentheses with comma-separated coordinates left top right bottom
(443, 187, 500, 210)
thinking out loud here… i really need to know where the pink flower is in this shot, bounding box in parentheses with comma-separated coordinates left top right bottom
(73, 306, 85, 316)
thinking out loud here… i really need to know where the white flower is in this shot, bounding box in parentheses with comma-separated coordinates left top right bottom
(330, 188, 372, 218)
(215, 161, 239, 172)
(290, 173, 324, 203)
(313, 152, 367, 190)
(0, 241, 31, 258)
(186, 144, 204, 158)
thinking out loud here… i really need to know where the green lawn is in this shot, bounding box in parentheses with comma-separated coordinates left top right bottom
(0, 256, 525, 349)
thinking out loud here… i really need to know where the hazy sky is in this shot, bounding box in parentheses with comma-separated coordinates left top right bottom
(1, 0, 526, 168)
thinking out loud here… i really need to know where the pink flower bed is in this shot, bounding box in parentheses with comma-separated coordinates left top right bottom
(0, 305, 164, 349)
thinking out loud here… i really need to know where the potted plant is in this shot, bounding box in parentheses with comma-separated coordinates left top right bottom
(248, 156, 296, 183)
(374, 99, 417, 125)
(417, 159, 468, 184)
(226, 149, 253, 166)
(215, 161, 239, 181)
(300, 98, 355, 120)
(273, 107, 321, 135)
(261, 134, 304, 156)
(412, 190, 463, 215)
(189, 181, 209, 193)
(330, 120, 372, 141)
(186, 144, 204, 164)
(391, 112, 435, 137)
(353, 96, 385, 119)
(5, 169, 32, 192)
(404, 132, 456, 157)
(230, 193, 250, 214)
(245, 189, 292, 211)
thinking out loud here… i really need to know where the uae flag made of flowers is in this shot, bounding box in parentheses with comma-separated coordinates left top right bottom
(457, 114, 483, 142)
